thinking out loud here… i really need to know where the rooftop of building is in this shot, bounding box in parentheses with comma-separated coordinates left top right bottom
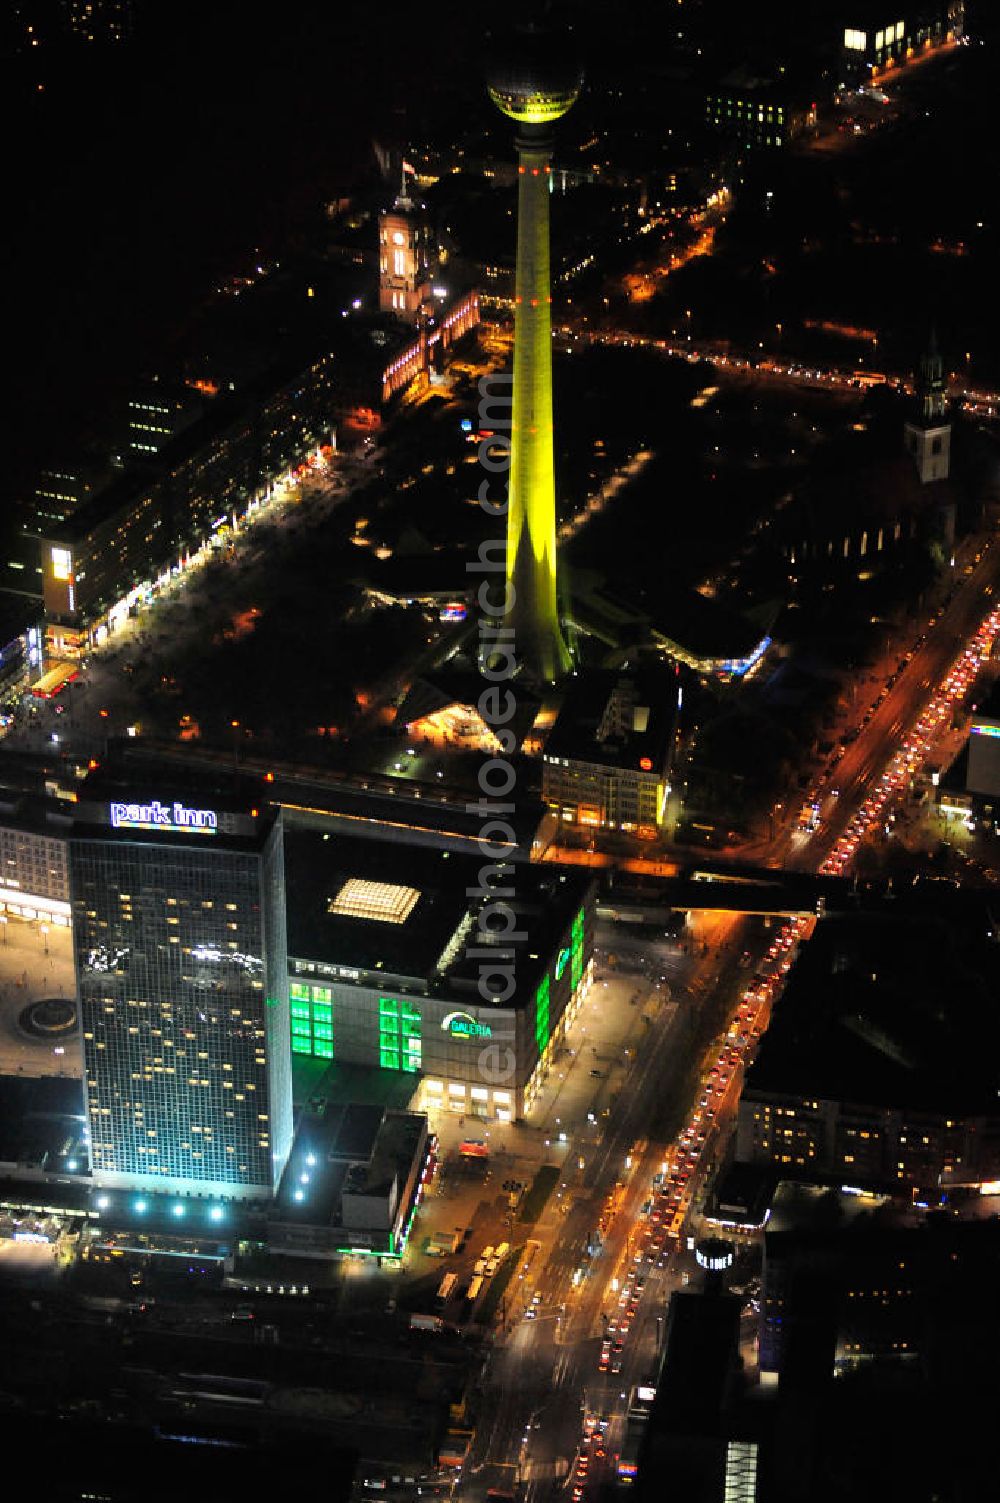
(763, 1183, 1000, 1288)
(744, 897, 1000, 1115)
(542, 665, 678, 771)
(113, 736, 549, 859)
(273, 1104, 426, 1229)
(0, 591, 40, 651)
(0, 789, 75, 842)
(970, 675, 1000, 724)
(70, 773, 280, 855)
(791, 448, 956, 536)
(637, 1288, 742, 1473)
(0, 748, 72, 803)
(292, 1054, 419, 1114)
(48, 341, 335, 550)
(569, 569, 768, 670)
(0, 1074, 87, 1177)
(0, 1059, 426, 1243)
(705, 1160, 777, 1229)
(715, 64, 794, 94)
(284, 826, 593, 1002)
(396, 664, 542, 750)
(766, 1179, 907, 1240)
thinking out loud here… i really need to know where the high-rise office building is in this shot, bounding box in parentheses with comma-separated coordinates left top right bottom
(127, 378, 204, 458)
(488, 27, 582, 683)
(69, 789, 292, 1201)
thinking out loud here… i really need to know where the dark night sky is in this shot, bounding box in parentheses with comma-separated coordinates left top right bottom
(0, 0, 480, 501)
(6, 0, 998, 507)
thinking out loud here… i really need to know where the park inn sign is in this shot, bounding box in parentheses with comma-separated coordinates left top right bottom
(109, 799, 219, 834)
(441, 1011, 493, 1040)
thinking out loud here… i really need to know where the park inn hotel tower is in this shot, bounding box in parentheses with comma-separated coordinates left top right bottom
(69, 789, 292, 1201)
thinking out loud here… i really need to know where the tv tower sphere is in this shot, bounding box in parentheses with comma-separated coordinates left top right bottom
(486, 27, 582, 682)
(487, 32, 583, 126)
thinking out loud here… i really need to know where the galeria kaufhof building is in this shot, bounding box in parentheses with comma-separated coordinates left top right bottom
(283, 828, 596, 1122)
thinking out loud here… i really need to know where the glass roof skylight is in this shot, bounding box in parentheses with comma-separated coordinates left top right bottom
(328, 878, 420, 924)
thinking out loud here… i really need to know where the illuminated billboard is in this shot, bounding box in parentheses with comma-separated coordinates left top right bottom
(109, 799, 219, 834)
(441, 1010, 492, 1040)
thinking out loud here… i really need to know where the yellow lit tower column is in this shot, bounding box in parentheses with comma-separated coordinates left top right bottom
(489, 35, 582, 683)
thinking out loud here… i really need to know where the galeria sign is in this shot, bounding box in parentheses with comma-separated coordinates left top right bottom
(441, 1010, 492, 1040)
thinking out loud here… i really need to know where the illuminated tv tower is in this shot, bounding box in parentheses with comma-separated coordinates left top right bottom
(488, 28, 582, 683)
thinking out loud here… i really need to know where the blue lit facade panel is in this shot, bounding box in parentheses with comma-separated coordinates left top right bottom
(261, 820, 293, 1187)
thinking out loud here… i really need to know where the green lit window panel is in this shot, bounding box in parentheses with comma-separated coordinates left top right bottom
(572, 908, 585, 946)
(379, 997, 399, 1016)
(380, 1049, 400, 1070)
(406, 1041, 422, 1058)
(314, 1041, 334, 1059)
(312, 1003, 333, 1022)
(290, 981, 311, 1002)
(292, 1037, 313, 1055)
(572, 949, 584, 990)
(291, 1002, 311, 1020)
(401, 1019, 421, 1038)
(313, 1024, 333, 1041)
(311, 985, 332, 1004)
(535, 976, 550, 1055)
(401, 1003, 421, 1021)
(380, 1024, 400, 1044)
(291, 1020, 312, 1038)
(403, 1058, 420, 1073)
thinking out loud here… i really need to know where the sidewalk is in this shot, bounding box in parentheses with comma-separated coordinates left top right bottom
(0, 917, 78, 1080)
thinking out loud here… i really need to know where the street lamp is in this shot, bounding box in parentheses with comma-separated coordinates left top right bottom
(40, 923, 49, 955)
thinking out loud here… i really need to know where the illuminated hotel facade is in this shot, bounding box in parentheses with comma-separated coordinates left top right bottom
(69, 791, 292, 1201)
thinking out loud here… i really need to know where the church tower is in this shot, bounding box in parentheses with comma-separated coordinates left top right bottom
(904, 330, 951, 484)
(378, 167, 433, 323)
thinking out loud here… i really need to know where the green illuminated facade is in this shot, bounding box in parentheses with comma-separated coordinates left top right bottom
(290, 985, 423, 1075)
(571, 906, 585, 990)
(489, 55, 581, 683)
(534, 908, 583, 1055)
(378, 996, 423, 1073)
(535, 975, 551, 1054)
(290, 980, 334, 1060)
